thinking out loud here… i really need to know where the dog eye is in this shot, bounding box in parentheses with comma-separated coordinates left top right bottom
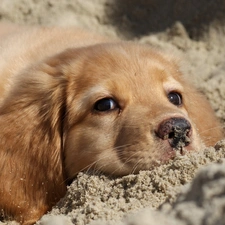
(94, 98, 118, 112)
(168, 92, 182, 106)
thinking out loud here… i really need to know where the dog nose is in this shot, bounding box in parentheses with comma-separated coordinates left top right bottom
(156, 117, 191, 149)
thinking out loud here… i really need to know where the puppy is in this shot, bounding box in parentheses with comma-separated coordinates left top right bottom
(0, 24, 223, 225)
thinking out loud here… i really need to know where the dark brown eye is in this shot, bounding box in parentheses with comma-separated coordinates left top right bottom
(168, 92, 182, 106)
(94, 98, 119, 112)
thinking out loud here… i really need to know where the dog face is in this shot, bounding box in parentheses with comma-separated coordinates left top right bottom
(60, 42, 224, 177)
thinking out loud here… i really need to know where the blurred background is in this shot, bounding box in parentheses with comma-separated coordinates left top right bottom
(0, 0, 225, 40)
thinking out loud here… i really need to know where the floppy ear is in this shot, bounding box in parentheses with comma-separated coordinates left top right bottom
(184, 84, 224, 147)
(0, 56, 69, 223)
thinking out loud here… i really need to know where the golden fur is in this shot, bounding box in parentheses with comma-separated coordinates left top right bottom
(0, 24, 223, 224)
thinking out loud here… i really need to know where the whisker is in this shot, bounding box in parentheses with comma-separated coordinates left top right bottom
(131, 158, 143, 174)
(80, 144, 133, 175)
(61, 153, 113, 185)
(110, 151, 140, 175)
(198, 125, 225, 135)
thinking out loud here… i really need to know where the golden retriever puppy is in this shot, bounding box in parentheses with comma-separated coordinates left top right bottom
(0, 24, 223, 225)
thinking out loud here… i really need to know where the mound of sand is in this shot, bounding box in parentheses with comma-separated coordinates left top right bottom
(0, 1, 224, 225)
(38, 141, 225, 225)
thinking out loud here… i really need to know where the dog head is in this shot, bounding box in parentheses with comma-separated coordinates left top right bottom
(46, 42, 223, 177)
(0, 41, 224, 223)
(2, 42, 223, 179)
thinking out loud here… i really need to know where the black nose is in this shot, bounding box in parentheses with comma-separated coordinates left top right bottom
(156, 117, 192, 149)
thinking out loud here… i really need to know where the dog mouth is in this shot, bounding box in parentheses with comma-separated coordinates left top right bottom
(75, 118, 194, 176)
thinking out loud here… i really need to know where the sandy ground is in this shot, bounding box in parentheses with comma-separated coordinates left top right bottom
(0, 1, 225, 225)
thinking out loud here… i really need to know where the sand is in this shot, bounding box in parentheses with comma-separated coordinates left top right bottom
(38, 142, 225, 225)
(0, 1, 225, 225)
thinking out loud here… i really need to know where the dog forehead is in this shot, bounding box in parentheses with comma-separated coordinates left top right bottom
(81, 43, 179, 82)
(69, 43, 182, 104)
(74, 70, 180, 108)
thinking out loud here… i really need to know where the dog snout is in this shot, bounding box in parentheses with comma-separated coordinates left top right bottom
(156, 117, 192, 149)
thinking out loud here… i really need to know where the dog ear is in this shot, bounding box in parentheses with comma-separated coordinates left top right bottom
(184, 83, 224, 147)
(0, 55, 69, 223)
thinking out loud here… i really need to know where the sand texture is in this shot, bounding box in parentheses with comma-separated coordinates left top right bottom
(0, 1, 225, 225)
(38, 142, 225, 225)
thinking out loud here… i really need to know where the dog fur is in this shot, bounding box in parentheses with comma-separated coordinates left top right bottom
(0, 24, 223, 224)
